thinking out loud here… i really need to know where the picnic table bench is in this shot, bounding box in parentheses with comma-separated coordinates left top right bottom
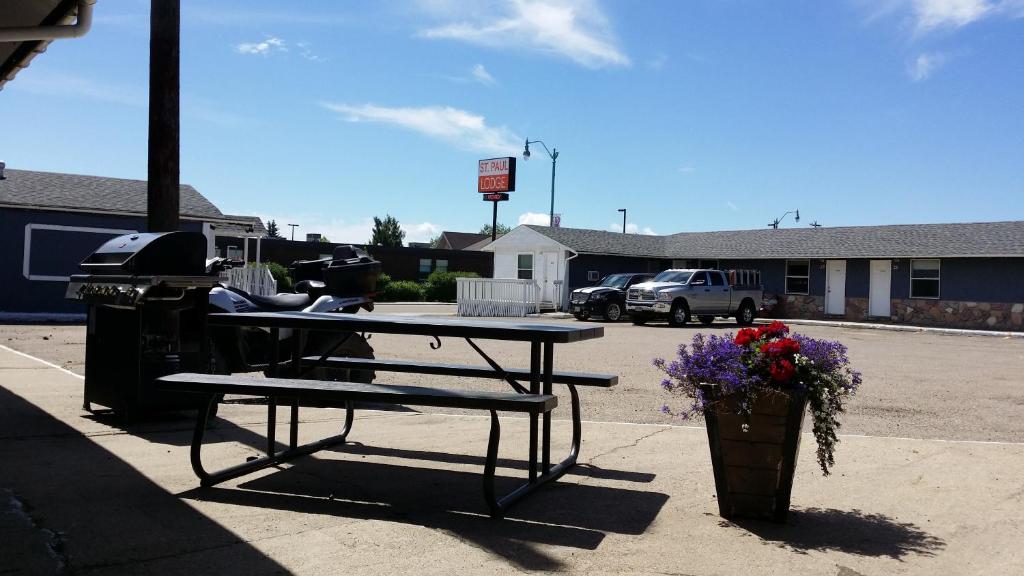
(158, 311, 612, 518)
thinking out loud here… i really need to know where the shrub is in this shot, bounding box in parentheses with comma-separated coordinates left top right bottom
(378, 280, 424, 302)
(424, 271, 480, 302)
(376, 273, 392, 291)
(265, 262, 293, 292)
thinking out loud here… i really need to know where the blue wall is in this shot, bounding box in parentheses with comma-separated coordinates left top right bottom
(0, 208, 203, 314)
(567, 255, 669, 290)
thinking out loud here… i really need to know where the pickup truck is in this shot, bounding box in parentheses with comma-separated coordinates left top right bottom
(625, 269, 762, 327)
(569, 272, 655, 322)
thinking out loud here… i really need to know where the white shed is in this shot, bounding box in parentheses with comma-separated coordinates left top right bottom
(483, 226, 574, 310)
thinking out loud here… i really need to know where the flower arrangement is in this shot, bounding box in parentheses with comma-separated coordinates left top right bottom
(654, 321, 862, 475)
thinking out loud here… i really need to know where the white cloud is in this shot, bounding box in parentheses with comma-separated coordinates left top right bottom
(256, 216, 441, 245)
(518, 212, 551, 225)
(913, 0, 993, 31)
(402, 221, 443, 244)
(472, 64, 497, 85)
(417, 0, 630, 69)
(296, 42, 323, 61)
(606, 222, 657, 235)
(235, 37, 287, 55)
(726, 201, 739, 212)
(909, 51, 947, 80)
(647, 53, 668, 70)
(321, 102, 522, 156)
(678, 165, 695, 174)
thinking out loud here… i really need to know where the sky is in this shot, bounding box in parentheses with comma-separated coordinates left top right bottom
(1, 0, 1022, 244)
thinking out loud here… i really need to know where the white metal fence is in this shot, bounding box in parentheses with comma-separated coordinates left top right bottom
(457, 278, 541, 317)
(224, 264, 278, 296)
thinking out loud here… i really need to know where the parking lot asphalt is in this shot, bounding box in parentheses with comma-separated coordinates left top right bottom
(2, 343, 1024, 575)
(3, 307, 1022, 443)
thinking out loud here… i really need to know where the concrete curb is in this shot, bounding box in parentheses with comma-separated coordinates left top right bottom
(756, 317, 1024, 338)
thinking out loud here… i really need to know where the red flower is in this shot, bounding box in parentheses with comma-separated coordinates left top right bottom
(734, 328, 758, 347)
(759, 337, 800, 357)
(757, 321, 790, 340)
(769, 359, 795, 382)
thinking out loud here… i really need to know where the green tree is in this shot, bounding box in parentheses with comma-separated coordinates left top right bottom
(368, 214, 405, 247)
(266, 219, 281, 238)
(479, 223, 511, 237)
(318, 235, 330, 243)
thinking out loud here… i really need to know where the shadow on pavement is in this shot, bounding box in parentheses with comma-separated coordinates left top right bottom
(0, 385, 290, 575)
(725, 507, 947, 559)
(181, 450, 669, 572)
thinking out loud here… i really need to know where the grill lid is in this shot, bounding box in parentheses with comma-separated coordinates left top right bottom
(80, 231, 207, 276)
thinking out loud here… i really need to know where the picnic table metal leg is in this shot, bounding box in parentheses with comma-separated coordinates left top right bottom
(528, 340, 540, 483)
(290, 329, 303, 449)
(542, 340, 553, 474)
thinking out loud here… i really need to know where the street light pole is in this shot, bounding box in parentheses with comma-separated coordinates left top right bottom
(523, 138, 559, 227)
(768, 209, 800, 229)
(618, 208, 627, 233)
(287, 223, 298, 241)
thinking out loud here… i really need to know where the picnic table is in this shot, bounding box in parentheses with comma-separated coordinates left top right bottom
(158, 311, 614, 518)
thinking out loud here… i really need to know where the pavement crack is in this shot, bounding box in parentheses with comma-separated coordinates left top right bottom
(583, 427, 672, 466)
(2, 489, 69, 574)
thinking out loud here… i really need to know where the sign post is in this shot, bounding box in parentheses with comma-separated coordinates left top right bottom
(478, 158, 516, 241)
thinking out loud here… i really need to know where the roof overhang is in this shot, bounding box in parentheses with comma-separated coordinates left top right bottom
(0, 0, 93, 91)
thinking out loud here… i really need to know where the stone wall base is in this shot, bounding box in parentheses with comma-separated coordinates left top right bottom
(769, 294, 1024, 331)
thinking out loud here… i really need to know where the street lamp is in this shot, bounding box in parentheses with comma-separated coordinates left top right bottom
(523, 138, 559, 227)
(287, 223, 299, 241)
(768, 210, 799, 229)
(618, 208, 627, 233)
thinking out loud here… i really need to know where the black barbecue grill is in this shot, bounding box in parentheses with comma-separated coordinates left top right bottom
(66, 232, 220, 419)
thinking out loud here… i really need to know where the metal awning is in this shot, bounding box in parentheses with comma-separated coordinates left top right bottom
(0, 0, 90, 91)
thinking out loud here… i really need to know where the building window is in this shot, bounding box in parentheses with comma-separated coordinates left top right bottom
(435, 259, 448, 273)
(418, 258, 432, 280)
(517, 254, 533, 280)
(785, 260, 809, 294)
(226, 245, 243, 260)
(587, 270, 599, 282)
(910, 259, 940, 299)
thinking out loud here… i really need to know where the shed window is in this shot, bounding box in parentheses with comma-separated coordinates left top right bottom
(910, 259, 940, 299)
(588, 270, 599, 282)
(435, 259, 448, 273)
(786, 260, 809, 294)
(517, 254, 533, 280)
(418, 258, 432, 279)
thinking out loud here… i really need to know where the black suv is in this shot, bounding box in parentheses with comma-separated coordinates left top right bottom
(569, 273, 655, 322)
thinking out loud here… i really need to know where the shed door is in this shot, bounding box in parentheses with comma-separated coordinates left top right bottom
(869, 260, 892, 317)
(825, 260, 847, 315)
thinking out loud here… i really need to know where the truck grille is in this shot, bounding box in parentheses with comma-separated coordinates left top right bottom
(628, 289, 656, 301)
(571, 293, 588, 304)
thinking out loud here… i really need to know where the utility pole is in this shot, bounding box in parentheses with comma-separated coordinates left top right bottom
(288, 223, 298, 241)
(147, 0, 180, 232)
(618, 208, 627, 233)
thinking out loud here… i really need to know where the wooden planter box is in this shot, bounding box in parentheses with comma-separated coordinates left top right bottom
(699, 384, 808, 523)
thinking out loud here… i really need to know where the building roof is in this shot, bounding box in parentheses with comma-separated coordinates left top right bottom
(438, 231, 490, 250)
(523, 225, 671, 257)
(0, 0, 81, 91)
(218, 215, 268, 238)
(522, 221, 1024, 259)
(0, 168, 224, 219)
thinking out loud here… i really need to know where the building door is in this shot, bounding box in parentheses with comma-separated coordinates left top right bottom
(869, 260, 892, 317)
(539, 252, 559, 303)
(825, 260, 847, 315)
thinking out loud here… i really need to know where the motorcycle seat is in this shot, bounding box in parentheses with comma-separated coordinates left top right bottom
(226, 287, 313, 311)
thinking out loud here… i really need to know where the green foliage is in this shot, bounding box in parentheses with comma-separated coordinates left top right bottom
(318, 235, 330, 243)
(424, 271, 479, 302)
(479, 223, 511, 236)
(377, 280, 424, 302)
(376, 273, 392, 290)
(265, 262, 293, 291)
(368, 214, 405, 247)
(266, 219, 281, 238)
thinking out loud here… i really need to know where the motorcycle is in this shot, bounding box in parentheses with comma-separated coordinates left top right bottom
(206, 245, 380, 383)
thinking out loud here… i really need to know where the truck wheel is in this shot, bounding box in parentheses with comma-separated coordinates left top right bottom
(631, 314, 647, 326)
(698, 315, 715, 326)
(736, 301, 756, 326)
(603, 303, 623, 322)
(668, 302, 690, 327)
(573, 312, 589, 321)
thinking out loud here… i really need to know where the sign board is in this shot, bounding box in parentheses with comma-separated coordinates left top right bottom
(478, 157, 516, 193)
(482, 193, 509, 202)
(552, 214, 561, 228)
